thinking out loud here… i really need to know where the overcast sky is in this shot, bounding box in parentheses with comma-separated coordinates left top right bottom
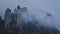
(0, 0, 60, 30)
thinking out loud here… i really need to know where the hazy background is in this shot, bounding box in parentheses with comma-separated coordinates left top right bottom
(0, 0, 60, 31)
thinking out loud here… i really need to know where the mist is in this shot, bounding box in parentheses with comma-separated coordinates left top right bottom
(0, 0, 60, 31)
